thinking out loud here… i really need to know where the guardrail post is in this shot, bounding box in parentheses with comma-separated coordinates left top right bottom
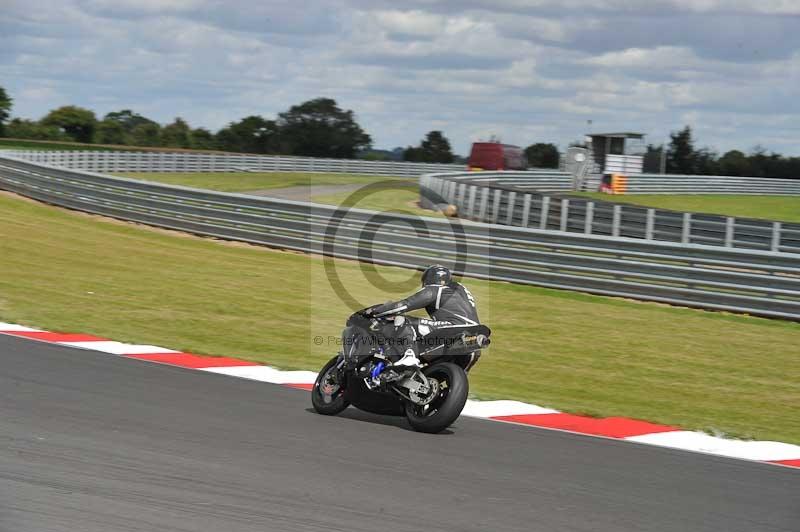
(521, 194, 532, 227)
(612, 205, 622, 237)
(645, 208, 654, 240)
(682, 212, 691, 244)
(725, 217, 734, 247)
(491, 189, 501, 223)
(478, 187, 489, 220)
(584, 201, 594, 234)
(468, 186, 477, 219)
(458, 183, 467, 212)
(539, 196, 550, 229)
(772, 222, 782, 252)
(506, 191, 517, 225)
(560, 199, 569, 232)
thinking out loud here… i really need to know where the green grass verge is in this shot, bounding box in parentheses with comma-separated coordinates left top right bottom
(311, 181, 440, 217)
(577, 192, 800, 223)
(115, 172, 415, 193)
(1, 192, 798, 443)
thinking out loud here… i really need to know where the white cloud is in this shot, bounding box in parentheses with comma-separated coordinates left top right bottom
(17, 86, 61, 101)
(371, 10, 446, 37)
(364, 0, 800, 15)
(79, 0, 206, 12)
(587, 46, 699, 69)
(668, 0, 800, 14)
(0, 0, 799, 155)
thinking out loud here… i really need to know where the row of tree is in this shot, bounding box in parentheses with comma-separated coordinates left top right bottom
(0, 89, 375, 158)
(5, 86, 795, 176)
(401, 134, 560, 167)
(0, 86, 562, 166)
(643, 126, 800, 179)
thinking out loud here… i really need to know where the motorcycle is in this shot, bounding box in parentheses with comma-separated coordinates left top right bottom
(311, 309, 491, 433)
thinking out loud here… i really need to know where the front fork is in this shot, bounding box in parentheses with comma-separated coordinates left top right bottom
(326, 354, 347, 386)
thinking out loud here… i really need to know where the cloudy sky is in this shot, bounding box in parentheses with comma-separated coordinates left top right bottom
(2, 0, 799, 155)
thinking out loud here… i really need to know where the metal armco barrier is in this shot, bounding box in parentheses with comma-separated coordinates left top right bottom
(618, 173, 800, 194)
(1, 155, 799, 320)
(421, 172, 800, 254)
(0, 149, 465, 177)
(419, 170, 577, 193)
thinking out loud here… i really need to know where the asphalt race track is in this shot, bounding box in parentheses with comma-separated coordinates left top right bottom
(1, 334, 797, 532)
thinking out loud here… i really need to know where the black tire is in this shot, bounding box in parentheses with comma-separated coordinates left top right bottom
(311, 356, 350, 416)
(405, 362, 468, 434)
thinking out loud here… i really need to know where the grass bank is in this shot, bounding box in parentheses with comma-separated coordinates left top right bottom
(1, 192, 798, 443)
(577, 193, 800, 223)
(311, 181, 437, 217)
(115, 172, 414, 194)
(116, 171, 430, 214)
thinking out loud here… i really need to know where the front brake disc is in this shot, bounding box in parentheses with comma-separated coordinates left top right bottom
(320, 374, 340, 404)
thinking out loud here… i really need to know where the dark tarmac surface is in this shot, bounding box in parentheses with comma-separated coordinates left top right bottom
(1, 334, 797, 531)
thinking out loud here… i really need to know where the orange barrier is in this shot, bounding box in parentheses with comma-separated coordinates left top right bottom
(612, 173, 627, 193)
(601, 173, 627, 194)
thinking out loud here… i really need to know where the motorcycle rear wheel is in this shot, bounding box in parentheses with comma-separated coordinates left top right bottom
(405, 362, 468, 434)
(311, 356, 350, 416)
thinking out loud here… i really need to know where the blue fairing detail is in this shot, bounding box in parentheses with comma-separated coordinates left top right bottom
(370, 361, 385, 379)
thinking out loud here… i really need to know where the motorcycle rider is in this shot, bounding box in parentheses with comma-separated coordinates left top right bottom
(364, 265, 481, 370)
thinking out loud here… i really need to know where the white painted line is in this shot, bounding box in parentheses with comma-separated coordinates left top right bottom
(626, 431, 800, 461)
(462, 400, 560, 418)
(58, 341, 180, 355)
(273, 370, 318, 384)
(3, 320, 798, 469)
(201, 366, 288, 383)
(0, 322, 41, 332)
(202, 366, 318, 384)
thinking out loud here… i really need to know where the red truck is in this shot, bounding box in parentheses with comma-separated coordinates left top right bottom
(467, 142, 527, 171)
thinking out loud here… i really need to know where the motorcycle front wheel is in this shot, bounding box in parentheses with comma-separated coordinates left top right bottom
(405, 362, 468, 434)
(311, 356, 350, 416)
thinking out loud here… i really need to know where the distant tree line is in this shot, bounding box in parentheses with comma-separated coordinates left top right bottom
(0, 85, 557, 167)
(524, 143, 560, 168)
(2, 86, 796, 176)
(0, 89, 373, 159)
(403, 130, 455, 163)
(643, 126, 800, 179)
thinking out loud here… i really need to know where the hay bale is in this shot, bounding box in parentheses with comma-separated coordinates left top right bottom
(441, 204, 458, 217)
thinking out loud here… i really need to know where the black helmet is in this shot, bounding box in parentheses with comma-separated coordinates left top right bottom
(421, 265, 452, 287)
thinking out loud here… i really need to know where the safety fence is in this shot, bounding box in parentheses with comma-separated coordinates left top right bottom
(421, 170, 596, 193)
(608, 173, 800, 195)
(0, 149, 466, 177)
(420, 172, 800, 254)
(1, 155, 798, 320)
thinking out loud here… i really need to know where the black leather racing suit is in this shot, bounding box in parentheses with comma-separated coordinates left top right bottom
(367, 281, 481, 370)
